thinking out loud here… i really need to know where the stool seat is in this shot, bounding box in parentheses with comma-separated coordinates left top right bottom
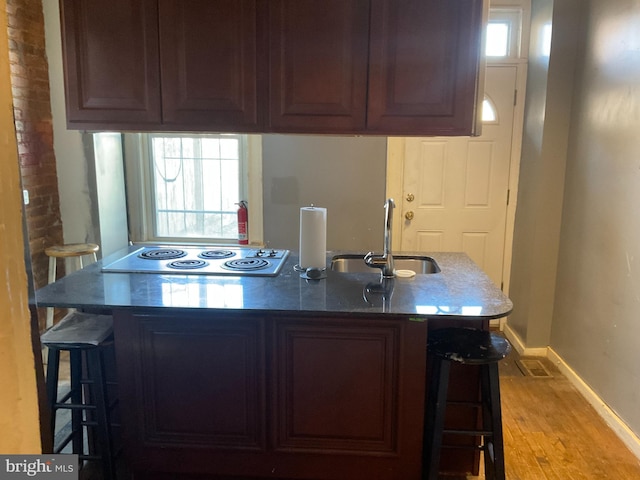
(42, 311, 118, 479)
(423, 328, 510, 480)
(44, 243, 100, 330)
(41, 311, 113, 347)
(428, 327, 511, 365)
(45, 243, 100, 258)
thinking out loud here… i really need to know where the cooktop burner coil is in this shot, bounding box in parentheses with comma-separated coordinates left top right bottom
(167, 259, 209, 270)
(222, 258, 270, 271)
(198, 250, 236, 259)
(103, 246, 290, 276)
(138, 249, 187, 260)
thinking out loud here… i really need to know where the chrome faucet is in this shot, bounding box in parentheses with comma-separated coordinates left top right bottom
(364, 198, 395, 278)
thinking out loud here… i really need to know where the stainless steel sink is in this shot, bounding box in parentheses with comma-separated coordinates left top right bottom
(330, 254, 440, 274)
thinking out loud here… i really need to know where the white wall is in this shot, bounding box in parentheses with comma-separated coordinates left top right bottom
(262, 134, 387, 252)
(42, 0, 94, 246)
(508, 0, 581, 346)
(551, 0, 640, 438)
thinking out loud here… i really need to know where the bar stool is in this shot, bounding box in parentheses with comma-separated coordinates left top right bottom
(45, 243, 100, 328)
(41, 311, 118, 480)
(423, 327, 511, 480)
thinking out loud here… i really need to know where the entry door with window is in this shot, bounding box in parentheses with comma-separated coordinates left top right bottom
(399, 65, 517, 288)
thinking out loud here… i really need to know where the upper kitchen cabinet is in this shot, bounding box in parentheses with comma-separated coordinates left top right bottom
(61, 0, 162, 129)
(59, 0, 486, 135)
(158, 0, 260, 131)
(367, 0, 486, 135)
(60, 0, 261, 131)
(267, 0, 369, 133)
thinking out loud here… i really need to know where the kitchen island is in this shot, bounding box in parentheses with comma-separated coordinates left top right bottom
(36, 248, 512, 480)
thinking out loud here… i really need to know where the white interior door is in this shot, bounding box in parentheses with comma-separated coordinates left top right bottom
(399, 66, 517, 288)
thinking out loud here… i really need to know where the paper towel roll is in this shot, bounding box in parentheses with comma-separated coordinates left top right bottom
(299, 206, 327, 269)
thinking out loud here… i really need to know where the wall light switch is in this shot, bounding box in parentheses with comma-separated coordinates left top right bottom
(23, 189, 29, 205)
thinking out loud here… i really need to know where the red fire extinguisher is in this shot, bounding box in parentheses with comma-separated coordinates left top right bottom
(237, 201, 248, 245)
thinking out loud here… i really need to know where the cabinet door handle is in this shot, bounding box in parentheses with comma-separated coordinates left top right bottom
(406, 193, 415, 202)
(405, 211, 414, 220)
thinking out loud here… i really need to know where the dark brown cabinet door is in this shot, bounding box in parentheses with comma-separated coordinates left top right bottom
(114, 312, 266, 473)
(114, 311, 429, 479)
(61, 0, 161, 128)
(269, 316, 427, 480)
(274, 321, 399, 453)
(367, 0, 485, 135)
(268, 0, 370, 133)
(158, 0, 261, 130)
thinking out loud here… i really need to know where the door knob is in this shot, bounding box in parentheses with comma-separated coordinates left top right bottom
(405, 211, 414, 220)
(406, 193, 415, 202)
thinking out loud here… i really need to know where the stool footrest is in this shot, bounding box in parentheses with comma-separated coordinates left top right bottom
(441, 444, 484, 451)
(447, 400, 482, 408)
(443, 428, 494, 436)
(53, 402, 97, 411)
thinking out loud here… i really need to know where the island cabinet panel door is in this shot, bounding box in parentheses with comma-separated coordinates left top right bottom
(158, 0, 261, 130)
(60, 0, 161, 128)
(274, 322, 398, 452)
(367, 0, 485, 135)
(267, 0, 369, 133)
(113, 312, 267, 473)
(269, 316, 427, 480)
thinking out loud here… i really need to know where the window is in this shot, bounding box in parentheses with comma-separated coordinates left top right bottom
(482, 96, 498, 123)
(486, 22, 510, 57)
(485, 8, 523, 60)
(149, 134, 243, 240)
(125, 133, 263, 245)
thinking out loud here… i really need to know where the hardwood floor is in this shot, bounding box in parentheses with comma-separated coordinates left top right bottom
(442, 344, 640, 480)
(69, 342, 640, 480)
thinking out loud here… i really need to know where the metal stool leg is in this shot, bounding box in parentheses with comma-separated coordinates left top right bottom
(46, 347, 61, 442)
(423, 357, 452, 480)
(486, 362, 506, 480)
(46, 256, 57, 329)
(87, 347, 116, 480)
(69, 350, 84, 457)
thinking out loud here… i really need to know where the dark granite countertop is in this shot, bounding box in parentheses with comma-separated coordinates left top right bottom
(35, 247, 512, 319)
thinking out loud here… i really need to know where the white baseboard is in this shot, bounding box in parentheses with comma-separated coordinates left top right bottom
(547, 347, 640, 461)
(503, 323, 548, 357)
(502, 323, 640, 461)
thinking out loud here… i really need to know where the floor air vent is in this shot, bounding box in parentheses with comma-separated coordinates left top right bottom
(516, 359, 553, 378)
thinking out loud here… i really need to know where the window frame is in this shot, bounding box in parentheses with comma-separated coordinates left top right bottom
(123, 133, 263, 246)
(485, 7, 524, 61)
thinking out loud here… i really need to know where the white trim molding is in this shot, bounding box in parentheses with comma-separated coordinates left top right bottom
(547, 348, 640, 461)
(503, 323, 640, 461)
(503, 323, 548, 357)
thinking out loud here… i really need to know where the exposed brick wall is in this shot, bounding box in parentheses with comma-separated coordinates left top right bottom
(6, 0, 64, 329)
